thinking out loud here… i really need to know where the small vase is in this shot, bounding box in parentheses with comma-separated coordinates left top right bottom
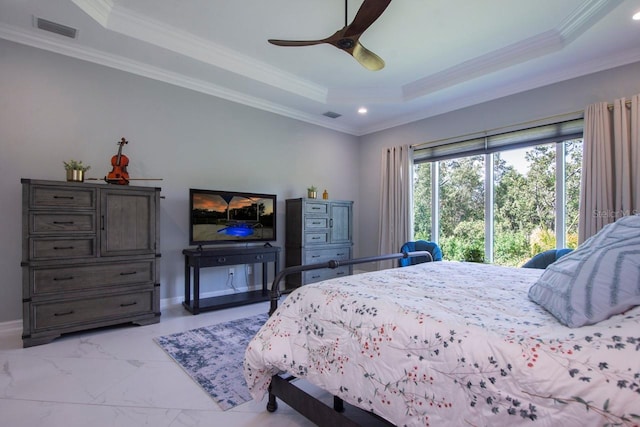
(308, 191, 317, 199)
(66, 169, 85, 182)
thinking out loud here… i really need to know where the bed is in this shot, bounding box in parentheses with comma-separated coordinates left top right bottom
(244, 235, 640, 425)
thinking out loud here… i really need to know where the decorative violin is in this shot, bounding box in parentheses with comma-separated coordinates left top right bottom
(106, 137, 130, 185)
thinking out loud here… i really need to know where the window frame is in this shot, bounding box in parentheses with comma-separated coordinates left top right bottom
(413, 118, 584, 264)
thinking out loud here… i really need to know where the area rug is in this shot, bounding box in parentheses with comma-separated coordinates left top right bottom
(154, 313, 268, 410)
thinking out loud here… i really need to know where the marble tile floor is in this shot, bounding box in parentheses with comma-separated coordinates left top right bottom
(0, 301, 323, 427)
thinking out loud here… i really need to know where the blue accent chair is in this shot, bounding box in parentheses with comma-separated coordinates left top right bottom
(398, 240, 443, 267)
(521, 248, 573, 269)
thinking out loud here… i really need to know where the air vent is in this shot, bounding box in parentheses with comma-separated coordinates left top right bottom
(35, 17, 77, 39)
(322, 111, 342, 119)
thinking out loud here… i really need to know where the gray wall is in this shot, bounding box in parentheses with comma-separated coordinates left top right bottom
(357, 61, 640, 263)
(0, 39, 360, 323)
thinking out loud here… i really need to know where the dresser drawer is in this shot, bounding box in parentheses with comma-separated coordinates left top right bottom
(303, 266, 350, 284)
(194, 251, 277, 268)
(305, 232, 329, 245)
(30, 237, 96, 260)
(31, 260, 155, 295)
(304, 202, 328, 215)
(31, 290, 154, 332)
(30, 185, 96, 209)
(304, 217, 328, 229)
(305, 247, 351, 264)
(30, 212, 95, 234)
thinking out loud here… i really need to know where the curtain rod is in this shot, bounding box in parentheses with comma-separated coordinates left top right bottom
(411, 110, 583, 149)
(412, 98, 635, 150)
(607, 100, 632, 111)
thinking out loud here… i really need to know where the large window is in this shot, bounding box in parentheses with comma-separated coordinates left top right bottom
(413, 162, 432, 240)
(438, 156, 486, 263)
(413, 119, 583, 266)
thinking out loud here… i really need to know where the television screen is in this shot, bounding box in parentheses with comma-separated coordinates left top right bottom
(189, 189, 276, 246)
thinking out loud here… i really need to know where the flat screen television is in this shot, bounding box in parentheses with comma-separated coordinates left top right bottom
(189, 188, 276, 246)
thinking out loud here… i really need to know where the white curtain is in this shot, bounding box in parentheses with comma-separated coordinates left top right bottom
(579, 94, 640, 243)
(378, 144, 413, 269)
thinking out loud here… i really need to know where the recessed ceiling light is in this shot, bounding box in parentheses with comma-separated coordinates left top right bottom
(633, 11, 640, 20)
(358, 107, 368, 114)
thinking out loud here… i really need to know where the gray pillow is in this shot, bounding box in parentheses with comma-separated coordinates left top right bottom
(528, 215, 640, 327)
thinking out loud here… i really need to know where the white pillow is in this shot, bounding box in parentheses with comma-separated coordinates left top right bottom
(528, 215, 640, 327)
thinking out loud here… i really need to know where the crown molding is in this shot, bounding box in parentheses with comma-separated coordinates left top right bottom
(329, 21, 567, 106)
(558, 0, 621, 42)
(0, 23, 359, 136)
(70, 0, 113, 28)
(402, 29, 564, 102)
(4, 18, 636, 138)
(400, 0, 620, 103)
(71, 0, 328, 104)
(359, 47, 640, 136)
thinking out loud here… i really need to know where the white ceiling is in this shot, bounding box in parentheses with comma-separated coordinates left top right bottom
(1, 0, 639, 136)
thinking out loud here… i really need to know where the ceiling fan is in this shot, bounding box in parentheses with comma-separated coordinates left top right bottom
(268, 0, 392, 71)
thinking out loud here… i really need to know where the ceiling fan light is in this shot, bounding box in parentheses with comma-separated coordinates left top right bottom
(633, 11, 640, 20)
(358, 107, 368, 114)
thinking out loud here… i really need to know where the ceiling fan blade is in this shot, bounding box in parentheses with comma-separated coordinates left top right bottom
(343, 0, 392, 38)
(351, 41, 385, 71)
(268, 39, 326, 47)
(267, 1, 390, 71)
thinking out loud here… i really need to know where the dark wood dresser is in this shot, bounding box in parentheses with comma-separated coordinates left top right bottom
(21, 179, 161, 347)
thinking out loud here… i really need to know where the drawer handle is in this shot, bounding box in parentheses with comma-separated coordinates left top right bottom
(53, 246, 74, 250)
(54, 310, 74, 317)
(217, 257, 226, 263)
(312, 221, 322, 225)
(336, 271, 345, 276)
(311, 237, 321, 240)
(53, 221, 75, 225)
(255, 255, 263, 260)
(311, 255, 320, 258)
(119, 271, 137, 276)
(311, 274, 321, 279)
(53, 276, 74, 281)
(311, 207, 321, 210)
(53, 196, 74, 200)
(336, 253, 345, 256)
(120, 301, 138, 307)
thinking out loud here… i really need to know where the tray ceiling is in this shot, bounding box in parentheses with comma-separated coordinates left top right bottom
(1, 0, 639, 135)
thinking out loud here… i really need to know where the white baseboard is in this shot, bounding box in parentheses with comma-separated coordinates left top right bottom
(0, 319, 22, 334)
(160, 286, 255, 310)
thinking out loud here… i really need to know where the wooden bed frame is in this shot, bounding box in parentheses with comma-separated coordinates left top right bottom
(265, 251, 429, 426)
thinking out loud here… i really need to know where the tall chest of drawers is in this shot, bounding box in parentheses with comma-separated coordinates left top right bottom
(21, 179, 161, 347)
(285, 198, 353, 290)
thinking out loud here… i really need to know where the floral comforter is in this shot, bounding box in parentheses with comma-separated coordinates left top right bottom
(243, 261, 640, 426)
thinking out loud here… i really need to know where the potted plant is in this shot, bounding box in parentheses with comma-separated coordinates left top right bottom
(307, 185, 317, 199)
(63, 159, 91, 182)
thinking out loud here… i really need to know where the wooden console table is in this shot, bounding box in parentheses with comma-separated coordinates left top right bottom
(182, 245, 281, 314)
